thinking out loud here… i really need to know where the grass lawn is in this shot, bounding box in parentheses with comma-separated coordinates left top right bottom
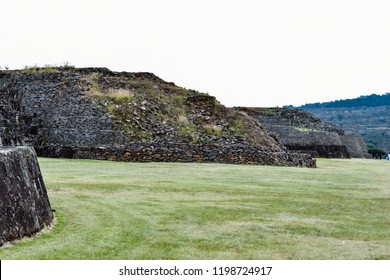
(1, 158, 389, 259)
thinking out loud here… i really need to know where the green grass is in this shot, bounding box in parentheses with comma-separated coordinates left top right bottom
(1, 158, 390, 259)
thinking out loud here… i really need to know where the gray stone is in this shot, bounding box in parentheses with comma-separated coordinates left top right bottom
(0, 73, 53, 246)
(236, 107, 370, 158)
(0, 147, 53, 245)
(0, 68, 316, 167)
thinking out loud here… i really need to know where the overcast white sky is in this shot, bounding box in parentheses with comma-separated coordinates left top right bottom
(1, 0, 390, 107)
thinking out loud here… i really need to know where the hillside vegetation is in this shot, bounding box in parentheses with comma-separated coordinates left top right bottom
(300, 93, 390, 109)
(296, 93, 390, 152)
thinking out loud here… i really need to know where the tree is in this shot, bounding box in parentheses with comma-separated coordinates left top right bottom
(367, 144, 386, 159)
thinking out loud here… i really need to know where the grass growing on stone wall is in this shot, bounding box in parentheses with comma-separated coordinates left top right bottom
(82, 73, 256, 143)
(203, 124, 223, 136)
(21, 66, 60, 74)
(1, 158, 389, 260)
(177, 114, 197, 138)
(86, 76, 193, 141)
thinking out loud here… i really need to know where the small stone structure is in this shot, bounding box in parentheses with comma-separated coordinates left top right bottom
(236, 107, 370, 158)
(0, 75, 53, 246)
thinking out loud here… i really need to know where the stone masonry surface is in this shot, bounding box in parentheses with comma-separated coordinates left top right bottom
(1, 74, 53, 246)
(0, 68, 317, 167)
(235, 107, 370, 158)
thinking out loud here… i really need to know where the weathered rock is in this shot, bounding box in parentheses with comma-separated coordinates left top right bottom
(0, 147, 53, 246)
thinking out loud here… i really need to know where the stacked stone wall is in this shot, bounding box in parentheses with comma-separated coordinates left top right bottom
(1, 72, 53, 246)
(13, 72, 128, 147)
(236, 107, 370, 158)
(266, 125, 350, 158)
(341, 135, 371, 158)
(0, 69, 316, 167)
(36, 141, 316, 167)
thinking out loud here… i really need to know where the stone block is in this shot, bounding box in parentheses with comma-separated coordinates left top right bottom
(0, 147, 53, 246)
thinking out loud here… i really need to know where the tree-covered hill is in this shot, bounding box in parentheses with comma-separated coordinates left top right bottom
(300, 93, 390, 109)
